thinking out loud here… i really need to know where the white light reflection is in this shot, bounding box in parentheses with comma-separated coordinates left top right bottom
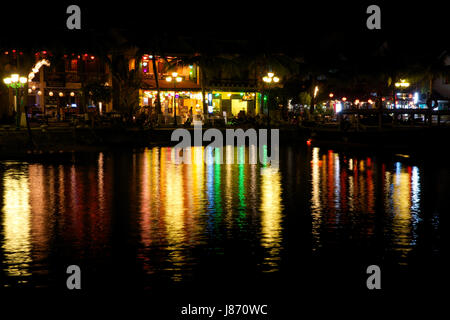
(311, 147, 321, 249)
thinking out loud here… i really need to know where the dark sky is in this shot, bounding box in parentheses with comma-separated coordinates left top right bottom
(0, 1, 448, 55)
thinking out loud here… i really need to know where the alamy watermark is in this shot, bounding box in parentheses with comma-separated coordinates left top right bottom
(366, 5, 381, 30)
(366, 265, 381, 290)
(66, 5, 81, 30)
(170, 123, 279, 168)
(66, 265, 81, 289)
(66, 5, 380, 31)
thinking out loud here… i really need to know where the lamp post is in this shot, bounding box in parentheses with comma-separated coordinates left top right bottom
(394, 79, 410, 123)
(3, 73, 28, 129)
(166, 72, 182, 126)
(394, 79, 410, 109)
(262, 72, 280, 128)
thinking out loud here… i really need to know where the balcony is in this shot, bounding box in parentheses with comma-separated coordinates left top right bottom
(143, 72, 195, 82)
(208, 79, 258, 90)
(45, 72, 109, 87)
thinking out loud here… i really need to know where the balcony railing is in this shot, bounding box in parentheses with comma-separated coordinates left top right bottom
(209, 80, 258, 89)
(142, 73, 195, 81)
(44, 72, 109, 86)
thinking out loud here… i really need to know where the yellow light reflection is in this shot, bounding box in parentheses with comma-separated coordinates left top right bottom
(2, 169, 32, 280)
(386, 163, 413, 262)
(164, 155, 186, 281)
(260, 167, 282, 272)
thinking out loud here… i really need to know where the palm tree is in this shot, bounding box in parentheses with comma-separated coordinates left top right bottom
(151, 53, 162, 114)
(170, 53, 240, 115)
(409, 51, 449, 103)
(234, 52, 300, 124)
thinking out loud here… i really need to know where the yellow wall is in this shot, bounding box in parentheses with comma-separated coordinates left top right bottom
(231, 99, 247, 116)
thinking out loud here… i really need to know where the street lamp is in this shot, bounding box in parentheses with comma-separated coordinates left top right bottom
(394, 79, 410, 109)
(166, 72, 182, 126)
(3, 73, 28, 128)
(395, 79, 410, 88)
(262, 72, 280, 127)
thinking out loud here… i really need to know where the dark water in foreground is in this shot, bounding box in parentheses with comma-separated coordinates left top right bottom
(0, 146, 447, 308)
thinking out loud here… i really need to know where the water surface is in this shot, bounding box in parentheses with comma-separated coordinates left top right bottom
(0, 146, 446, 295)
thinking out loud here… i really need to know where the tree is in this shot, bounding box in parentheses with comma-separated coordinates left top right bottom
(83, 82, 112, 110)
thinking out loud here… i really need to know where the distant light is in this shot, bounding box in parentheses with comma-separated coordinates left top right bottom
(306, 139, 312, 146)
(59, 92, 64, 97)
(413, 92, 419, 104)
(49, 91, 54, 96)
(70, 92, 75, 97)
(313, 86, 319, 98)
(342, 97, 347, 101)
(329, 93, 334, 98)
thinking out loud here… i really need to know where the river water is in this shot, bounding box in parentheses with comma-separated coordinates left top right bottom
(0, 145, 446, 300)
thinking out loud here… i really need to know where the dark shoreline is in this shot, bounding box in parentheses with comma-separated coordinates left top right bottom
(1, 126, 449, 160)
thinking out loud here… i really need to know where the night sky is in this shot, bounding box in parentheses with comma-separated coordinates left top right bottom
(0, 1, 448, 56)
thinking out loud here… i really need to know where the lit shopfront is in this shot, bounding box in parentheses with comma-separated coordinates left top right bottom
(210, 91, 261, 116)
(140, 90, 203, 121)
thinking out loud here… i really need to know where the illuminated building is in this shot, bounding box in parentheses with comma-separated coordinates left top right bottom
(1, 49, 112, 119)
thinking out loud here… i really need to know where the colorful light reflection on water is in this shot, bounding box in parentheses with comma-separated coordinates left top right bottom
(0, 146, 444, 290)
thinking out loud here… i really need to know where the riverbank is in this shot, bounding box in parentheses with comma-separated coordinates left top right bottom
(1, 124, 449, 159)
